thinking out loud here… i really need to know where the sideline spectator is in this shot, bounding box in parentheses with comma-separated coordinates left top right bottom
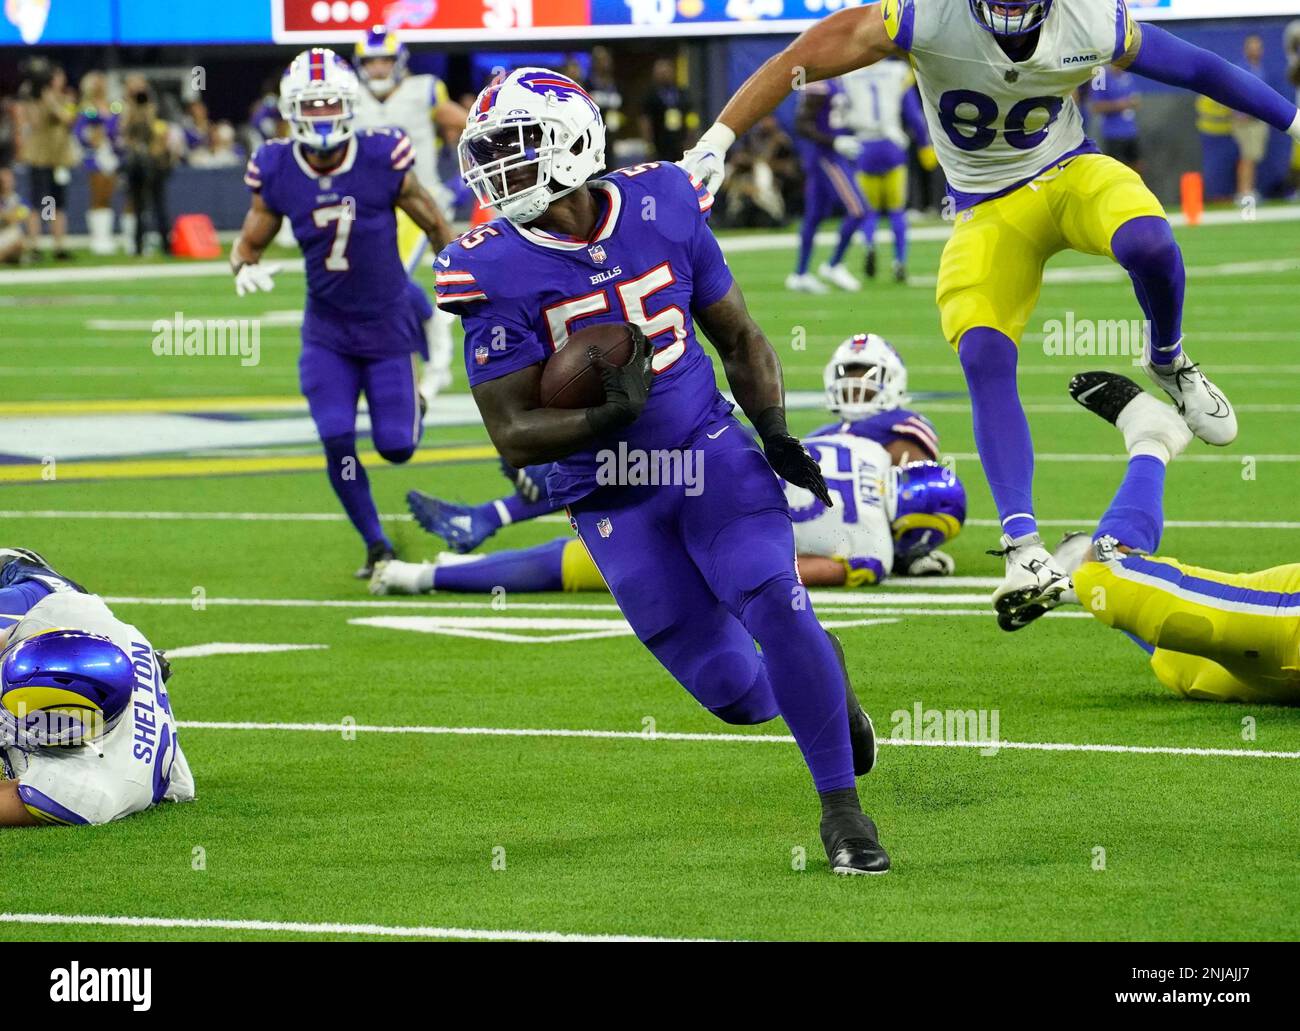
(641, 57, 696, 160)
(0, 165, 32, 264)
(74, 71, 121, 255)
(1233, 35, 1270, 204)
(188, 121, 244, 169)
(22, 59, 75, 259)
(586, 46, 624, 142)
(1088, 68, 1141, 172)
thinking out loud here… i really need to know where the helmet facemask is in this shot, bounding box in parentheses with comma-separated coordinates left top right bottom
(459, 108, 605, 224)
(828, 361, 890, 420)
(282, 85, 355, 152)
(969, 0, 1052, 37)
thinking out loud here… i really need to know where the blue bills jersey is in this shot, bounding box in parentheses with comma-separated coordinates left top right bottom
(245, 128, 421, 356)
(810, 407, 940, 461)
(435, 161, 735, 506)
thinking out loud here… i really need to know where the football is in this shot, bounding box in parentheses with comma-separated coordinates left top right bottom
(539, 322, 641, 409)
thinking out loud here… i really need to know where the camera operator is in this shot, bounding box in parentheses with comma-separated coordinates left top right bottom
(118, 76, 177, 256)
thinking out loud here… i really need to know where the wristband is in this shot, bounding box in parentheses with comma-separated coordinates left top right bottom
(753, 405, 789, 443)
(586, 402, 632, 437)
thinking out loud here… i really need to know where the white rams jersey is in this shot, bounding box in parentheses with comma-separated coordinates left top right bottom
(353, 73, 448, 191)
(787, 434, 896, 580)
(882, 0, 1137, 196)
(1, 592, 194, 826)
(842, 60, 914, 148)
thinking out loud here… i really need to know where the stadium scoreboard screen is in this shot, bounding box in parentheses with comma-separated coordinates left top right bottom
(277, 0, 1300, 42)
(5, 0, 1300, 46)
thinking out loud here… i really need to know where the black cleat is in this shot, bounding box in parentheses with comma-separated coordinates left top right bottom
(826, 631, 876, 776)
(892, 261, 907, 284)
(864, 247, 877, 280)
(1069, 371, 1144, 425)
(356, 541, 396, 580)
(820, 807, 891, 876)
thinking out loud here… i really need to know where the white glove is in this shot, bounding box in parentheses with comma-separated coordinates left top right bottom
(234, 261, 280, 297)
(903, 550, 955, 577)
(833, 135, 864, 161)
(678, 122, 735, 196)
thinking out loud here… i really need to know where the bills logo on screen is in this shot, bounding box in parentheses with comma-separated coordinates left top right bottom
(474, 345, 489, 366)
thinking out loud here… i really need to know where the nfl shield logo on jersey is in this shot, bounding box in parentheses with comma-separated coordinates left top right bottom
(588, 244, 607, 264)
(474, 345, 489, 366)
(597, 517, 613, 538)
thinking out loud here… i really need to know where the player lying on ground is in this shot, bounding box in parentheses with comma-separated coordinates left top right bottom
(387, 333, 965, 592)
(682, 0, 1300, 630)
(0, 549, 194, 826)
(1052, 373, 1300, 705)
(232, 48, 454, 579)
(419, 67, 890, 874)
(353, 26, 468, 403)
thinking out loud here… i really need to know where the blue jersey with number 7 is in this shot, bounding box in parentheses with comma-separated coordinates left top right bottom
(246, 129, 418, 354)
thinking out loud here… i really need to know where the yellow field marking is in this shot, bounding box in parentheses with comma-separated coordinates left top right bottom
(0, 444, 497, 483)
(0, 396, 307, 416)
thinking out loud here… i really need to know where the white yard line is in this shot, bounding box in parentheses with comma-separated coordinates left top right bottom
(0, 911, 720, 943)
(8, 510, 1300, 531)
(173, 719, 1300, 761)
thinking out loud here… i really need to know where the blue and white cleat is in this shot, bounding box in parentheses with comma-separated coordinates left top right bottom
(406, 491, 497, 553)
(1141, 349, 1237, 446)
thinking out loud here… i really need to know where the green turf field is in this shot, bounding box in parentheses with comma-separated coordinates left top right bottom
(1, 210, 1298, 941)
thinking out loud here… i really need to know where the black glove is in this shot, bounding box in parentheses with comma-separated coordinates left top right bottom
(755, 406, 833, 507)
(585, 325, 655, 436)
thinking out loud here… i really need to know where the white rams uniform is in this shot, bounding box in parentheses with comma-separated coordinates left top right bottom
(353, 74, 448, 192)
(885, 0, 1132, 195)
(1, 592, 195, 826)
(787, 434, 896, 577)
(842, 61, 913, 147)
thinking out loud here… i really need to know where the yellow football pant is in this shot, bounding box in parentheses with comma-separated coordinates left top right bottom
(858, 166, 907, 212)
(1073, 554, 1300, 706)
(936, 153, 1167, 347)
(561, 539, 609, 592)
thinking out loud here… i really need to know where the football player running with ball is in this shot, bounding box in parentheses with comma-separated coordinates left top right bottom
(682, 0, 1300, 630)
(0, 550, 194, 827)
(418, 68, 889, 875)
(232, 49, 453, 579)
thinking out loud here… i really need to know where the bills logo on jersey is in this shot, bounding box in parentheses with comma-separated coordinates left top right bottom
(474, 345, 490, 366)
(588, 244, 607, 264)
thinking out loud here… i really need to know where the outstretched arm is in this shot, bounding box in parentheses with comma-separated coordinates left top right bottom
(680, 4, 897, 190)
(1121, 23, 1300, 136)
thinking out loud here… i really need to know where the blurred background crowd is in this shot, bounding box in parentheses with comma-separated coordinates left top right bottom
(2, 13, 1300, 264)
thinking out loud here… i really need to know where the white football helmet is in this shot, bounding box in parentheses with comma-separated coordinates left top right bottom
(279, 48, 359, 152)
(824, 333, 910, 419)
(459, 67, 606, 224)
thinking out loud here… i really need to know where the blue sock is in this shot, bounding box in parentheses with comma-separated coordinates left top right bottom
(959, 327, 1038, 541)
(829, 216, 862, 266)
(1095, 455, 1167, 553)
(796, 210, 820, 275)
(862, 209, 880, 252)
(320, 433, 390, 550)
(433, 538, 566, 592)
(0, 581, 54, 628)
(1111, 216, 1185, 366)
(889, 209, 909, 265)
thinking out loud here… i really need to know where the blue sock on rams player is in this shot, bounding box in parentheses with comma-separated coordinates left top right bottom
(959, 328, 1038, 541)
(1095, 455, 1167, 554)
(1111, 216, 1185, 366)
